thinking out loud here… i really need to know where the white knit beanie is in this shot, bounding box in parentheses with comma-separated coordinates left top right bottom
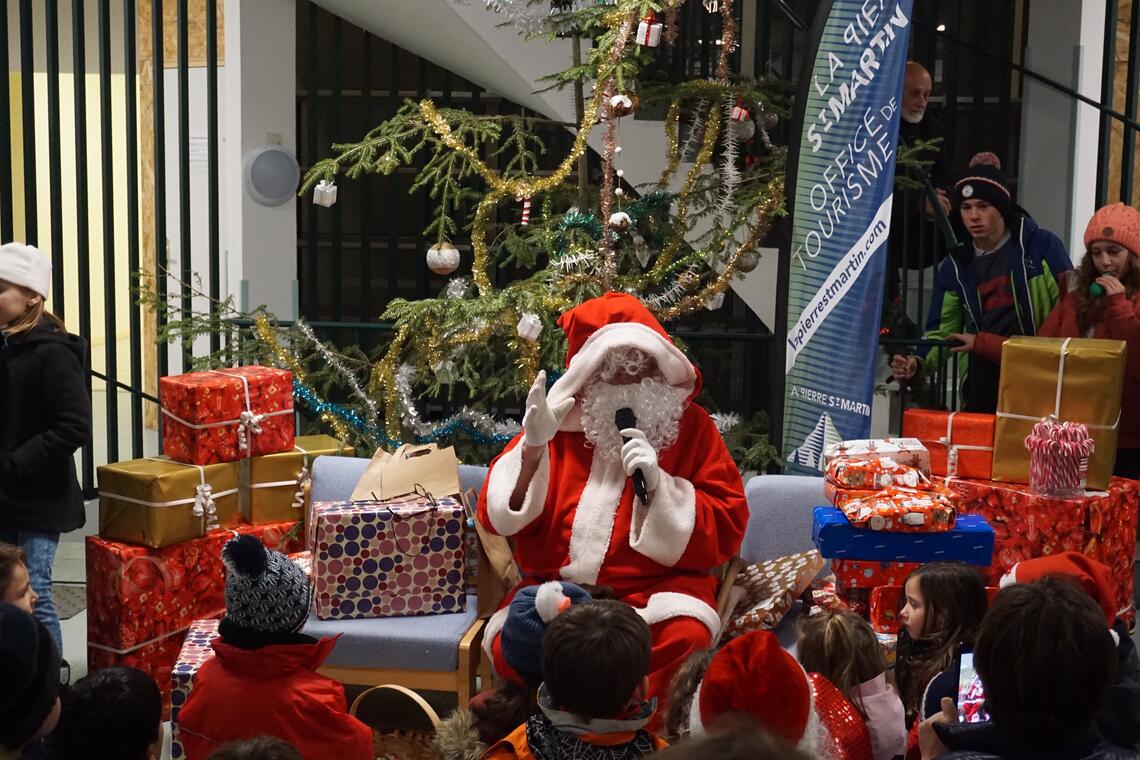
(0, 243, 51, 300)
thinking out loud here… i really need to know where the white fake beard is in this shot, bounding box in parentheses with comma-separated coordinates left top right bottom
(578, 377, 689, 462)
(901, 108, 925, 124)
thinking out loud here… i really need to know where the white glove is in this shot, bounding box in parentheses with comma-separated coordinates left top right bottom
(620, 428, 661, 493)
(522, 370, 574, 447)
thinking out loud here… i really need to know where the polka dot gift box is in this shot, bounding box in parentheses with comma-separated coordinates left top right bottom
(310, 494, 467, 620)
(169, 618, 221, 760)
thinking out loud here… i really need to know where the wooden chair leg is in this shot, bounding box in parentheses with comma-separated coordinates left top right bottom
(457, 618, 484, 707)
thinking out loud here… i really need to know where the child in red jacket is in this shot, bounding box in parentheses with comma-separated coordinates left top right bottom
(1039, 203, 1140, 478)
(178, 535, 373, 760)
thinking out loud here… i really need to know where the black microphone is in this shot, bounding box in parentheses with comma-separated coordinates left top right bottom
(615, 407, 650, 506)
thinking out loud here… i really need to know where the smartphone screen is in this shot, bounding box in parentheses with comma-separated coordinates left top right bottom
(957, 652, 989, 723)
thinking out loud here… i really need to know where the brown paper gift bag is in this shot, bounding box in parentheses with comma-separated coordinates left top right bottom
(349, 443, 461, 502)
(240, 434, 353, 525)
(470, 504, 522, 618)
(993, 337, 1126, 490)
(97, 457, 240, 548)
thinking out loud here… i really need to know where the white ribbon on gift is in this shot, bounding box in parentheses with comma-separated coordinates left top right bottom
(248, 442, 312, 510)
(928, 411, 995, 477)
(161, 369, 294, 456)
(995, 338, 1121, 430)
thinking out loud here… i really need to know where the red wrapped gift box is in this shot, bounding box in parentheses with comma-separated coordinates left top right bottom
(85, 533, 230, 657)
(945, 476, 1139, 627)
(88, 624, 200, 717)
(832, 559, 923, 590)
(160, 366, 294, 465)
(85, 520, 303, 715)
(902, 410, 996, 480)
(241, 519, 306, 555)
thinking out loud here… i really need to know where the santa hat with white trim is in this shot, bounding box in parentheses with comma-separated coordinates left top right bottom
(686, 631, 871, 759)
(999, 552, 1119, 629)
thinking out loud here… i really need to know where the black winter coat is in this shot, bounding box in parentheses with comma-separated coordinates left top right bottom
(0, 321, 91, 533)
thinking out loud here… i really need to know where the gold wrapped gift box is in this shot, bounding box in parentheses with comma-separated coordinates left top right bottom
(239, 435, 353, 525)
(993, 337, 1126, 491)
(97, 457, 240, 548)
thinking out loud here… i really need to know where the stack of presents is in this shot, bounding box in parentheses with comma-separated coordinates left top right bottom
(809, 336, 1138, 661)
(88, 365, 486, 755)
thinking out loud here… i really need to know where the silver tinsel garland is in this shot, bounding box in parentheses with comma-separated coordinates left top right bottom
(396, 363, 521, 440)
(295, 319, 381, 426)
(716, 96, 742, 230)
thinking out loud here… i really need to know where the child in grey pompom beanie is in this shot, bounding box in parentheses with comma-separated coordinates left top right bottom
(222, 534, 311, 634)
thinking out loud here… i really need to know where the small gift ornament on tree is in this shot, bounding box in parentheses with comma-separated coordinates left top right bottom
(516, 312, 543, 342)
(312, 179, 337, 207)
(636, 13, 662, 47)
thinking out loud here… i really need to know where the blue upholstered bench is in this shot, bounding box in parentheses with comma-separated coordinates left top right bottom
(740, 473, 828, 654)
(301, 455, 489, 704)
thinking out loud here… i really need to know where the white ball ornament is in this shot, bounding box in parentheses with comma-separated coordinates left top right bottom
(614, 187, 625, 197)
(608, 211, 632, 232)
(426, 242, 461, 276)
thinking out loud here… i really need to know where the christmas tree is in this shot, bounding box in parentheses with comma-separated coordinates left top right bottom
(145, 0, 790, 469)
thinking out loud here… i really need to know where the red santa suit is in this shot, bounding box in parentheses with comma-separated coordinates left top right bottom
(477, 293, 749, 711)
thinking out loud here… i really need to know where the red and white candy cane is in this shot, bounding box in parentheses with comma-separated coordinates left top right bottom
(1026, 418, 1094, 496)
(518, 195, 532, 226)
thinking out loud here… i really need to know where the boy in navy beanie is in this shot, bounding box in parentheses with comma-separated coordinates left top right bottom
(436, 582, 593, 759)
(891, 151, 1071, 413)
(177, 536, 373, 760)
(0, 603, 61, 759)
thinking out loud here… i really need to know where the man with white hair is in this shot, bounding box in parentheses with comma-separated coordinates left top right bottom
(886, 61, 954, 304)
(478, 293, 748, 716)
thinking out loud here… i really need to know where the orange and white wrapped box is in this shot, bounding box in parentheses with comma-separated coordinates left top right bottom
(826, 457, 931, 491)
(837, 486, 957, 533)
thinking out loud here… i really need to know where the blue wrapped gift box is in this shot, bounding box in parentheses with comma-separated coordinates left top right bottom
(812, 506, 994, 565)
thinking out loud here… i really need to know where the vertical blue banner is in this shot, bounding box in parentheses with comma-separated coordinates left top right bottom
(782, 0, 914, 473)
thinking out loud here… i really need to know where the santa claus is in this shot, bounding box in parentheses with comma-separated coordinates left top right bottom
(478, 292, 748, 711)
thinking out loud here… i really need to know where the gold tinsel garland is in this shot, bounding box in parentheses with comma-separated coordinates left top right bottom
(419, 85, 605, 296)
(646, 103, 722, 281)
(655, 176, 784, 321)
(657, 100, 682, 189)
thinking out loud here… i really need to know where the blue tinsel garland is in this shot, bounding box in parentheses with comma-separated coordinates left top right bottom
(293, 379, 517, 448)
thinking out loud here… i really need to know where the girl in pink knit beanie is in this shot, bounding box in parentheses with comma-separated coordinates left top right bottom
(1038, 203, 1140, 478)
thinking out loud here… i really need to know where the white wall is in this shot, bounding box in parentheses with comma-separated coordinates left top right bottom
(224, 0, 298, 320)
(1019, 0, 1105, 256)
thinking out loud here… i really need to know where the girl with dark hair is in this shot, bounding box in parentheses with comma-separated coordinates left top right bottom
(895, 562, 989, 725)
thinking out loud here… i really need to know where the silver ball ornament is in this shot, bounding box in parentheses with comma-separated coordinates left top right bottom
(737, 250, 761, 273)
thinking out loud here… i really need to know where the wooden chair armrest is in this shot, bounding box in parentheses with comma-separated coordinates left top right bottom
(715, 556, 745, 620)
